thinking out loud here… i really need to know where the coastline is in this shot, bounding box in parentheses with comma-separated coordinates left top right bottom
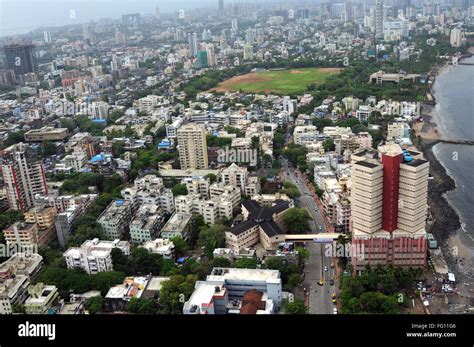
(413, 48, 474, 285)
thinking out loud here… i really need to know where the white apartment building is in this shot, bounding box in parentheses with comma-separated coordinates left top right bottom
(64, 238, 130, 274)
(177, 124, 209, 170)
(160, 212, 192, 240)
(293, 125, 319, 145)
(221, 163, 247, 193)
(165, 117, 184, 138)
(138, 95, 160, 113)
(182, 176, 210, 198)
(450, 28, 463, 47)
(97, 199, 133, 240)
(0, 253, 43, 315)
(183, 267, 282, 314)
(129, 204, 165, 243)
(141, 238, 175, 259)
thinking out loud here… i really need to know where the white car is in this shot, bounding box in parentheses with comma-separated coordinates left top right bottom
(333, 308, 338, 314)
(324, 266, 328, 272)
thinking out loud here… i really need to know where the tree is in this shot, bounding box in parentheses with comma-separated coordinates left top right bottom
(12, 303, 26, 314)
(171, 184, 188, 197)
(323, 139, 335, 152)
(127, 298, 158, 314)
(40, 141, 57, 157)
(284, 298, 308, 314)
(171, 236, 188, 256)
(85, 296, 103, 315)
(197, 224, 227, 258)
(234, 258, 258, 269)
(206, 173, 218, 184)
(157, 275, 197, 314)
(282, 208, 311, 233)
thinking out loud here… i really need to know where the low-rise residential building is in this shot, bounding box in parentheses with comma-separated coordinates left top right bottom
(64, 238, 130, 274)
(129, 204, 166, 244)
(160, 212, 192, 240)
(97, 199, 133, 240)
(3, 222, 39, 246)
(24, 283, 59, 314)
(141, 238, 175, 259)
(0, 253, 43, 314)
(24, 127, 69, 142)
(183, 267, 282, 314)
(24, 206, 57, 246)
(293, 125, 319, 145)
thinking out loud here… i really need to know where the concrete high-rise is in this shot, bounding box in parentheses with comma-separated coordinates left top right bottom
(177, 124, 208, 170)
(3, 44, 38, 76)
(375, 0, 384, 39)
(1, 143, 48, 210)
(350, 144, 429, 272)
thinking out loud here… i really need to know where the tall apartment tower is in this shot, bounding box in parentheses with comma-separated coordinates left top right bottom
(1, 143, 48, 210)
(375, 0, 384, 39)
(219, 0, 225, 17)
(188, 33, 199, 57)
(3, 44, 38, 76)
(350, 144, 429, 273)
(177, 124, 209, 170)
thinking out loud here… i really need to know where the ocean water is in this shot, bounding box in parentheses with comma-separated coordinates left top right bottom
(432, 56, 474, 250)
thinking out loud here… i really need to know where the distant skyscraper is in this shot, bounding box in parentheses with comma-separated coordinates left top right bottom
(3, 44, 38, 76)
(43, 31, 52, 44)
(1, 143, 48, 210)
(188, 33, 199, 57)
(375, 0, 384, 39)
(177, 124, 208, 170)
(155, 7, 161, 19)
(219, 0, 225, 17)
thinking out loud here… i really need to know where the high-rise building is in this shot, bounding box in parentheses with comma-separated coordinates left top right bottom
(219, 0, 225, 17)
(350, 144, 429, 272)
(243, 44, 254, 60)
(375, 0, 384, 39)
(3, 44, 38, 76)
(188, 33, 199, 57)
(177, 124, 208, 170)
(1, 143, 48, 210)
(43, 31, 52, 44)
(196, 50, 209, 68)
(450, 28, 463, 47)
(206, 44, 217, 67)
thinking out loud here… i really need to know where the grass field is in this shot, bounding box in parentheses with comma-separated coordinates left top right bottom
(211, 67, 342, 95)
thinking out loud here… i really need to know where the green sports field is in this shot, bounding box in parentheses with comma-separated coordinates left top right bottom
(212, 67, 342, 95)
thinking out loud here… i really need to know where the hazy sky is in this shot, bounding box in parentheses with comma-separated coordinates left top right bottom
(0, 0, 241, 36)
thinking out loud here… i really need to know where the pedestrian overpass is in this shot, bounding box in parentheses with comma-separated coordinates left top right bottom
(283, 233, 344, 243)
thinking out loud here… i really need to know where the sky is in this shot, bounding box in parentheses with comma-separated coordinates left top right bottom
(0, 0, 233, 37)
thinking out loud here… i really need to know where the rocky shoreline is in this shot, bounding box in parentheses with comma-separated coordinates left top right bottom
(413, 52, 473, 284)
(417, 139, 461, 245)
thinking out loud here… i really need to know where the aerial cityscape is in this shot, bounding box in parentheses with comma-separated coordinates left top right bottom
(0, 0, 472, 338)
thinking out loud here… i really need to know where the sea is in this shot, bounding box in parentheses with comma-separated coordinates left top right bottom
(431, 55, 474, 252)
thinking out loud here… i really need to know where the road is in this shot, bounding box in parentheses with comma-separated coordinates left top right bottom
(281, 158, 338, 314)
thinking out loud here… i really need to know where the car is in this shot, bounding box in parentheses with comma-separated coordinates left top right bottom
(324, 266, 328, 272)
(332, 299, 337, 304)
(329, 279, 335, 286)
(317, 281, 324, 286)
(333, 308, 338, 314)
(331, 293, 336, 298)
